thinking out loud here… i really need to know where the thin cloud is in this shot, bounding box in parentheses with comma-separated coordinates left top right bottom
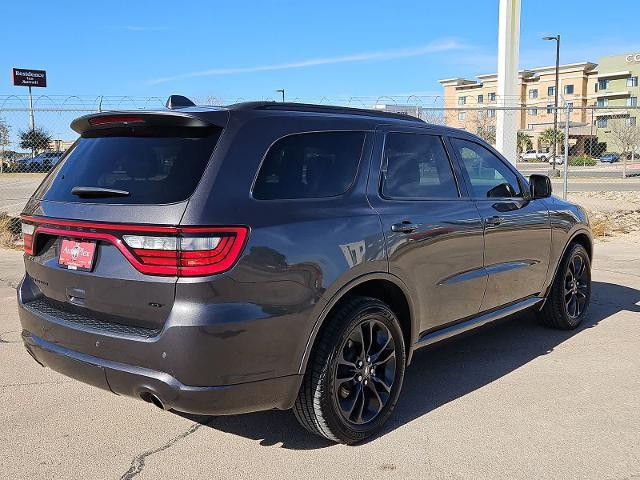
(147, 39, 468, 85)
(117, 25, 169, 32)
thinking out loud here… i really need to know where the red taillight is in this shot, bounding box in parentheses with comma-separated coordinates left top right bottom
(20, 216, 249, 277)
(88, 115, 145, 126)
(21, 222, 35, 255)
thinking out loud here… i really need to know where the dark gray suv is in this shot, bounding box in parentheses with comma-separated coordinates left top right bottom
(17, 100, 592, 444)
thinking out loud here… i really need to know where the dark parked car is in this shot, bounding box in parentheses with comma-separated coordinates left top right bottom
(18, 99, 592, 444)
(17, 151, 64, 171)
(599, 152, 620, 163)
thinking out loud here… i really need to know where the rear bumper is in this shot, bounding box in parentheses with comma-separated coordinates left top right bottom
(22, 330, 301, 415)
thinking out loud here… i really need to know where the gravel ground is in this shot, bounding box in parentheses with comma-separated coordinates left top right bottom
(568, 192, 640, 235)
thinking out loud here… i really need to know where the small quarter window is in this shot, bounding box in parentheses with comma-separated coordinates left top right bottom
(253, 131, 365, 200)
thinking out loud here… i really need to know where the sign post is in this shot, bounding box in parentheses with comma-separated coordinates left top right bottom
(12, 68, 47, 156)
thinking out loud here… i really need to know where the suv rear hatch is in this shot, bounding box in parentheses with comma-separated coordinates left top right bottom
(20, 110, 233, 333)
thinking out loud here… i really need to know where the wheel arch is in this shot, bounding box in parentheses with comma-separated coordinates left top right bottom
(541, 228, 593, 304)
(298, 272, 419, 374)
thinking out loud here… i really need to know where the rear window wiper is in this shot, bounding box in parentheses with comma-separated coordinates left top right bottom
(71, 186, 131, 198)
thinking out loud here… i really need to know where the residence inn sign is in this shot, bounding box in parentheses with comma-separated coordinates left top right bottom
(12, 68, 47, 88)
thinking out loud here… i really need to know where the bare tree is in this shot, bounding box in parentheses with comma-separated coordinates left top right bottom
(609, 117, 640, 178)
(473, 109, 497, 145)
(0, 118, 9, 173)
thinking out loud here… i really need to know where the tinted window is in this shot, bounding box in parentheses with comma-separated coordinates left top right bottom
(39, 127, 221, 204)
(381, 133, 458, 199)
(452, 138, 522, 198)
(253, 131, 365, 200)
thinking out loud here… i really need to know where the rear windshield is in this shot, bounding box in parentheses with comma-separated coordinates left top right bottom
(38, 127, 221, 204)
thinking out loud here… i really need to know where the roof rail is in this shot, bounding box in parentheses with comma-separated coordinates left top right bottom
(166, 95, 196, 109)
(228, 101, 424, 122)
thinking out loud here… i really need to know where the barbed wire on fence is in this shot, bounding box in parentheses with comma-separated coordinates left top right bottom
(0, 96, 638, 177)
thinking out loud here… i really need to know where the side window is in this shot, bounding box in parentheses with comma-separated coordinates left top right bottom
(381, 133, 459, 199)
(451, 138, 522, 198)
(253, 131, 365, 200)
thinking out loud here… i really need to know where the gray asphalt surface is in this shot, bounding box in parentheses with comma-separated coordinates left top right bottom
(0, 175, 44, 216)
(1, 235, 639, 479)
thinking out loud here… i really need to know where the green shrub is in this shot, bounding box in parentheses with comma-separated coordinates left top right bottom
(568, 156, 597, 166)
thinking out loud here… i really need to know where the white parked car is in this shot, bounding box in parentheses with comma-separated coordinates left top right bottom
(520, 150, 548, 162)
(546, 155, 564, 165)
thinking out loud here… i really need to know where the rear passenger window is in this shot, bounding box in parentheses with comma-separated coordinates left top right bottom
(381, 133, 459, 199)
(253, 131, 365, 200)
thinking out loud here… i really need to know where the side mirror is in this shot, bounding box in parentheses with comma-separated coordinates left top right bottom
(529, 174, 552, 199)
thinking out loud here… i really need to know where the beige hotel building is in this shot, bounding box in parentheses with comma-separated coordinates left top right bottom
(439, 52, 640, 154)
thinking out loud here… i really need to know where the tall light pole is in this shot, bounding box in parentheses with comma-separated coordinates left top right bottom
(543, 35, 560, 172)
(276, 89, 285, 102)
(495, 0, 521, 166)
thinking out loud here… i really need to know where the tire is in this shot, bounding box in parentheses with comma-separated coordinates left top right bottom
(540, 155, 547, 161)
(538, 243, 591, 329)
(294, 296, 406, 444)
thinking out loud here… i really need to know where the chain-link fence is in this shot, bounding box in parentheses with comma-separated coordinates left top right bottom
(1, 96, 639, 235)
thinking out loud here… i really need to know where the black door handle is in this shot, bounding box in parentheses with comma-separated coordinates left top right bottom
(484, 216, 502, 226)
(391, 222, 419, 233)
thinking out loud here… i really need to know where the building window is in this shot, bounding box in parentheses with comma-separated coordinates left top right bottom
(548, 86, 555, 97)
(547, 104, 554, 114)
(596, 118, 608, 128)
(477, 94, 484, 104)
(458, 111, 466, 121)
(527, 108, 538, 116)
(628, 96, 638, 107)
(488, 92, 496, 102)
(628, 76, 639, 88)
(528, 89, 538, 99)
(458, 96, 467, 105)
(564, 84, 574, 95)
(598, 79, 609, 91)
(597, 98, 609, 107)
(487, 109, 496, 118)
(626, 117, 637, 127)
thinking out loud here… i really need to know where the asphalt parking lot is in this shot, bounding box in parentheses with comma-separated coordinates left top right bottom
(1, 235, 639, 480)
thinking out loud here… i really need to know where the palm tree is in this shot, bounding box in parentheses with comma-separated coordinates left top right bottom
(539, 128, 565, 154)
(517, 131, 533, 153)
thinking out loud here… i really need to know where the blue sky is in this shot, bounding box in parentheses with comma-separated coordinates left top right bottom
(1, 0, 640, 101)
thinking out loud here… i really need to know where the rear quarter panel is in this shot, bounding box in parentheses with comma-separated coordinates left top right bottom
(174, 114, 389, 382)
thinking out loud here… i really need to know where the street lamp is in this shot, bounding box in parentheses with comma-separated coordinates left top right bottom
(276, 89, 285, 102)
(543, 34, 560, 172)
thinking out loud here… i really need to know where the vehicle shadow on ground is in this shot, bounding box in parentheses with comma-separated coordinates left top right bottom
(178, 281, 640, 450)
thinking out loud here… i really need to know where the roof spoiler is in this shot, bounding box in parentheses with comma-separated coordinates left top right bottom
(70, 111, 213, 134)
(166, 95, 196, 109)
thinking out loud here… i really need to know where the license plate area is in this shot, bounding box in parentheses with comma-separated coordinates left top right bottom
(58, 238, 97, 271)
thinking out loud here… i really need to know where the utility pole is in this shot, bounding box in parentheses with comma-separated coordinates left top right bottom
(276, 89, 285, 102)
(495, 0, 521, 166)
